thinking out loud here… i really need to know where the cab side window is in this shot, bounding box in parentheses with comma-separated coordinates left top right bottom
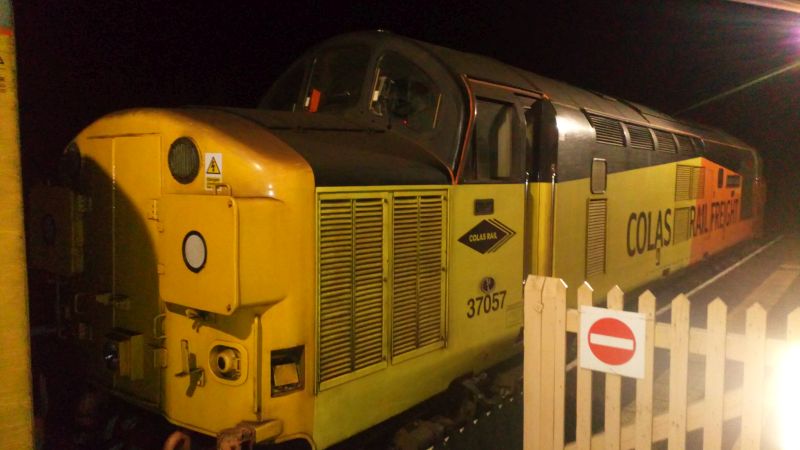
(369, 52, 441, 132)
(462, 98, 525, 182)
(306, 46, 371, 113)
(261, 60, 306, 111)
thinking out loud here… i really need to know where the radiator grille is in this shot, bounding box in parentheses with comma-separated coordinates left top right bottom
(392, 194, 446, 357)
(673, 207, 692, 244)
(627, 124, 654, 151)
(318, 191, 447, 385)
(675, 165, 705, 201)
(586, 199, 607, 277)
(676, 134, 694, 154)
(318, 196, 385, 382)
(588, 114, 625, 147)
(655, 130, 677, 153)
(675, 166, 691, 201)
(691, 137, 705, 152)
(693, 167, 706, 198)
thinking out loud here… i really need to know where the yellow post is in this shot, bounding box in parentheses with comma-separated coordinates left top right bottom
(0, 1, 34, 449)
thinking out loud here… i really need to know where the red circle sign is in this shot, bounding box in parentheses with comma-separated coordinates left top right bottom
(588, 318, 636, 365)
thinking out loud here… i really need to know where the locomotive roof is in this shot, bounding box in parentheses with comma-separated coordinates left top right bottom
(320, 31, 754, 152)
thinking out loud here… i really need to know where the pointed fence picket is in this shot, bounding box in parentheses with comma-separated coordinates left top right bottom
(524, 275, 800, 450)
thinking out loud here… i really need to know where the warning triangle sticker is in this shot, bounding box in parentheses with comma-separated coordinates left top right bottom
(206, 157, 221, 174)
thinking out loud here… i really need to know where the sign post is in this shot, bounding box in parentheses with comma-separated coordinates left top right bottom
(579, 306, 646, 379)
(0, 1, 34, 448)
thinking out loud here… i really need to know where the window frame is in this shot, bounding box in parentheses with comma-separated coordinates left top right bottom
(367, 51, 443, 133)
(458, 82, 536, 184)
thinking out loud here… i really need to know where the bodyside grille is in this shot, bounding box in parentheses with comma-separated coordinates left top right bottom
(317, 190, 447, 386)
(675, 165, 705, 201)
(586, 199, 607, 277)
(673, 207, 692, 244)
(655, 130, 677, 153)
(675, 134, 694, 154)
(627, 124, 654, 151)
(318, 196, 385, 383)
(392, 194, 446, 357)
(588, 114, 625, 147)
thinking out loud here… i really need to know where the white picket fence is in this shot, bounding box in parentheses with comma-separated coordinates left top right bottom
(523, 275, 800, 450)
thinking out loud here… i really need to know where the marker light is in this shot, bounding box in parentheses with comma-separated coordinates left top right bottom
(776, 345, 800, 450)
(182, 231, 206, 273)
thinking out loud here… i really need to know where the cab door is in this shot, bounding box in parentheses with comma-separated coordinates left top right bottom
(448, 81, 534, 365)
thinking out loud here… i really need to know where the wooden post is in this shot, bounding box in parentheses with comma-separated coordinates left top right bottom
(703, 298, 727, 449)
(668, 295, 690, 450)
(553, 279, 567, 449)
(524, 275, 546, 450)
(741, 303, 766, 450)
(635, 291, 655, 450)
(604, 286, 624, 450)
(540, 278, 567, 449)
(575, 282, 594, 450)
(0, 2, 34, 449)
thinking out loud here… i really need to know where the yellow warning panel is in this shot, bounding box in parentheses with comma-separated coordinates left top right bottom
(204, 152, 222, 190)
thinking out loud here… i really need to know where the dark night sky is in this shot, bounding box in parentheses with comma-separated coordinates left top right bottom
(12, 0, 800, 228)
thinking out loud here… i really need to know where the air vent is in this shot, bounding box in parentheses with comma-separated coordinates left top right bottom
(588, 114, 625, 147)
(690, 137, 705, 152)
(586, 199, 607, 277)
(318, 196, 386, 383)
(392, 193, 446, 357)
(675, 165, 705, 201)
(675, 134, 694, 154)
(673, 207, 692, 244)
(627, 124, 654, 151)
(692, 167, 705, 198)
(675, 166, 691, 201)
(655, 130, 677, 153)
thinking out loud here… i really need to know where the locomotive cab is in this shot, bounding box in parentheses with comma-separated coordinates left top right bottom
(260, 31, 466, 172)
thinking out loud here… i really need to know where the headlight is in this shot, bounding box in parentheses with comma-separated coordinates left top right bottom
(182, 231, 206, 273)
(168, 137, 200, 184)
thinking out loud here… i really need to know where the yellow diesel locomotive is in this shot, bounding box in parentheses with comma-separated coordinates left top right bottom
(28, 31, 764, 448)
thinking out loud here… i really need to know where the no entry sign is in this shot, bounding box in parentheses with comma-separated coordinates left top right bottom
(579, 306, 646, 379)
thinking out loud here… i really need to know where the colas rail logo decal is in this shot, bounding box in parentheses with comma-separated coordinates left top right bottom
(458, 219, 516, 254)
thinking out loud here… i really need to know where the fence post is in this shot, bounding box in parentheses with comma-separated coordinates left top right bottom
(635, 291, 655, 450)
(552, 278, 567, 449)
(703, 298, 727, 449)
(525, 275, 546, 450)
(741, 303, 766, 450)
(604, 286, 624, 450)
(525, 276, 567, 450)
(668, 295, 690, 450)
(575, 282, 594, 450)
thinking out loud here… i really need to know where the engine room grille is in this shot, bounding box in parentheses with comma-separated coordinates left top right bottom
(392, 194, 446, 357)
(676, 134, 694, 154)
(318, 196, 386, 383)
(673, 207, 692, 244)
(588, 114, 625, 147)
(317, 190, 447, 386)
(655, 130, 678, 153)
(586, 199, 607, 277)
(627, 124, 654, 151)
(675, 165, 705, 201)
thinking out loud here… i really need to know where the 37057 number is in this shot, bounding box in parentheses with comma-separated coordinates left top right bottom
(466, 290, 507, 318)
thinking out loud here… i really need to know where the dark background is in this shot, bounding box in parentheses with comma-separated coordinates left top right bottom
(13, 0, 800, 228)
